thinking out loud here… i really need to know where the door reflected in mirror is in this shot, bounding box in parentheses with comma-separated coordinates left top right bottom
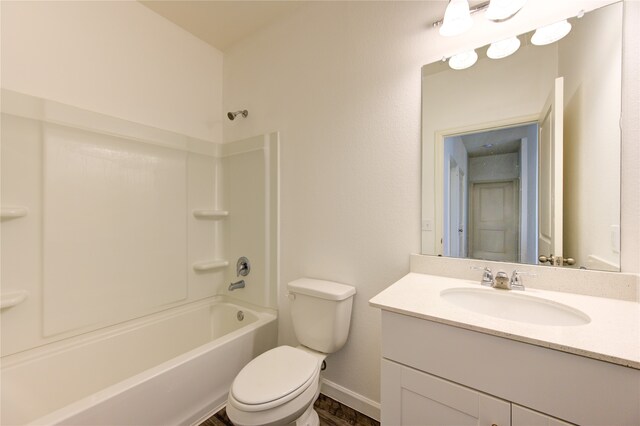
(421, 2, 622, 271)
(443, 122, 538, 265)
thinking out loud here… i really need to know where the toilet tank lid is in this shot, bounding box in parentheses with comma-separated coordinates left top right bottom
(287, 278, 356, 301)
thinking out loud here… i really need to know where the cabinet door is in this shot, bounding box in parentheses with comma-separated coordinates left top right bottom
(382, 359, 510, 426)
(512, 405, 574, 426)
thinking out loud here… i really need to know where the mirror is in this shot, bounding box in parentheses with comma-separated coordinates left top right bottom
(421, 2, 622, 271)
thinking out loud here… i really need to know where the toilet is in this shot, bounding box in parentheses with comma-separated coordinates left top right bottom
(226, 278, 356, 426)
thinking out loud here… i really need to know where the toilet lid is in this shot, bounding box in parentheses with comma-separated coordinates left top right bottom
(231, 346, 320, 406)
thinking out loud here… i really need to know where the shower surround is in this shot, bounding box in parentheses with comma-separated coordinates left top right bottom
(0, 90, 279, 424)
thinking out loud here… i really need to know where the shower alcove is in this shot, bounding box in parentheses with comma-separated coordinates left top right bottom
(0, 90, 279, 425)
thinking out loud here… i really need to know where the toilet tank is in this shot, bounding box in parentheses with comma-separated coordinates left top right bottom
(287, 278, 356, 354)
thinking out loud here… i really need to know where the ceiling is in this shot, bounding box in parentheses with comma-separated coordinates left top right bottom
(460, 124, 537, 157)
(140, 1, 304, 51)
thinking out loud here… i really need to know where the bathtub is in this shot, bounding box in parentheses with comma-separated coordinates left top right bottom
(0, 297, 278, 425)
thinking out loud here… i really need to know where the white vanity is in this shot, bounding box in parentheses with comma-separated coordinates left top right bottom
(370, 267, 640, 426)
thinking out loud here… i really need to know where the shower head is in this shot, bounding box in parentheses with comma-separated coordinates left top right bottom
(227, 110, 248, 121)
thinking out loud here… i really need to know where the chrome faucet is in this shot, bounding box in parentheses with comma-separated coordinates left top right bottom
(471, 266, 494, 287)
(493, 271, 510, 289)
(509, 270, 536, 291)
(471, 266, 533, 290)
(228, 279, 246, 291)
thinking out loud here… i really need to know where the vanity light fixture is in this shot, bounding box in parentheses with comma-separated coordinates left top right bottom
(487, 36, 521, 59)
(435, 0, 525, 36)
(439, 0, 473, 36)
(531, 19, 572, 45)
(485, 0, 527, 21)
(448, 49, 478, 70)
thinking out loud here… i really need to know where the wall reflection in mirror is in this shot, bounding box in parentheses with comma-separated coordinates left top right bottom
(421, 2, 622, 271)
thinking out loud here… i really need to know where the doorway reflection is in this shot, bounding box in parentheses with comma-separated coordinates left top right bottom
(442, 123, 538, 263)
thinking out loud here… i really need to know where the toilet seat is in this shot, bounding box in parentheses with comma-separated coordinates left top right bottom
(230, 346, 321, 412)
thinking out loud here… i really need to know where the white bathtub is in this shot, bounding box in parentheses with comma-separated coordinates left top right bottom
(0, 297, 277, 425)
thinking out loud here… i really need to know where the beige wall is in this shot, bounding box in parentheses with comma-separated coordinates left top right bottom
(1, 1, 223, 142)
(223, 0, 639, 414)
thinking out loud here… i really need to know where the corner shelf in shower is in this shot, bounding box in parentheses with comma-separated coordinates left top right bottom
(0, 290, 28, 309)
(192, 210, 229, 219)
(192, 260, 229, 272)
(1, 206, 28, 221)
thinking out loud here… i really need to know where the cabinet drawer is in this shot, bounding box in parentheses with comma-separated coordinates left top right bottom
(512, 405, 573, 426)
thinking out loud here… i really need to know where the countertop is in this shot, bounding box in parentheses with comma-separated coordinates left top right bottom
(369, 273, 640, 369)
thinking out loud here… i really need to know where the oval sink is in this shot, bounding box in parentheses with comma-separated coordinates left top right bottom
(440, 288, 591, 326)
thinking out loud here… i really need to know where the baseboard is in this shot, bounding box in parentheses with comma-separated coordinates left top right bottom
(320, 378, 381, 421)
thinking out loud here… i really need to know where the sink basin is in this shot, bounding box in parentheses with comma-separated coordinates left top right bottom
(440, 288, 591, 326)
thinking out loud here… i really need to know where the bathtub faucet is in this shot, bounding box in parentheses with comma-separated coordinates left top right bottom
(229, 280, 246, 291)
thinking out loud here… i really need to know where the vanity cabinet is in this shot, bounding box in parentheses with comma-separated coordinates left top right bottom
(380, 310, 640, 426)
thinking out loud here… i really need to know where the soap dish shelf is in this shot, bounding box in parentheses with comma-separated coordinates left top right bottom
(1, 291, 28, 309)
(193, 260, 229, 272)
(1, 207, 29, 221)
(192, 210, 229, 219)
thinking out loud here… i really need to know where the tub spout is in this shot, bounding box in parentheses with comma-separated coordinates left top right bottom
(229, 280, 246, 291)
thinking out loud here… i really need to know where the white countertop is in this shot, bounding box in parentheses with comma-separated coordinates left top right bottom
(370, 273, 640, 369)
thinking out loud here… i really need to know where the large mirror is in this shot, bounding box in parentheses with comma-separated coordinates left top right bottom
(421, 2, 622, 271)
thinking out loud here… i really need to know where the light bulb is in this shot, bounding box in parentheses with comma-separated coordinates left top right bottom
(532, 20, 572, 46)
(485, 0, 527, 21)
(487, 36, 521, 59)
(440, 0, 473, 37)
(449, 50, 478, 70)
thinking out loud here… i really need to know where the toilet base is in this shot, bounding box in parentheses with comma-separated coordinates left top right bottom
(292, 403, 319, 426)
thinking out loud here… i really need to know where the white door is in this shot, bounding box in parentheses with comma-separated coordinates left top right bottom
(538, 77, 564, 265)
(469, 180, 519, 262)
(449, 162, 465, 257)
(458, 168, 466, 257)
(382, 359, 511, 426)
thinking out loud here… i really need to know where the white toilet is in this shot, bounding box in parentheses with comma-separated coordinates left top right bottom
(226, 278, 356, 426)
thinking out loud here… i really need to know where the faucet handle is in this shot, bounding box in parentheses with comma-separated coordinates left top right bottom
(236, 256, 251, 277)
(510, 270, 536, 291)
(471, 266, 494, 287)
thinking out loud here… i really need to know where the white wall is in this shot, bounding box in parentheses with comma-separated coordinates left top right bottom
(621, 1, 640, 276)
(224, 2, 427, 410)
(1, 1, 223, 142)
(0, 2, 225, 355)
(223, 0, 639, 413)
(560, 3, 622, 270)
